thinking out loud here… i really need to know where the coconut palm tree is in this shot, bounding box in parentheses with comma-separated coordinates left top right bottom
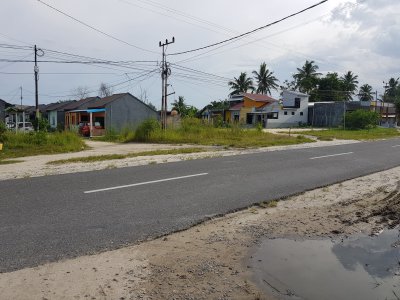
(358, 84, 374, 101)
(384, 77, 399, 102)
(228, 72, 254, 96)
(252, 62, 279, 95)
(293, 60, 321, 94)
(340, 71, 359, 101)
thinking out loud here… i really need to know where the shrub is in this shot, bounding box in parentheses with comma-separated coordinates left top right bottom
(345, 109, 379, 130)
(32, 117, 50, 132)
(134, 119, 161, 142)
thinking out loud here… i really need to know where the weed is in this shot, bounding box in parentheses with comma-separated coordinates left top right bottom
(266, 200, 278, 208)
(0, 160, 24, 165)
(322, 187, 330, 192)
(47, 147, 207, 165)
(148, 161, 157, 165)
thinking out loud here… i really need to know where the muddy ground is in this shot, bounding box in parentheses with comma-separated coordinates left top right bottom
(0, 166, 399, 299)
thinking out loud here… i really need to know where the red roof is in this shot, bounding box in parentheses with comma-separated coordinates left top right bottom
(243, 93, 278, 102)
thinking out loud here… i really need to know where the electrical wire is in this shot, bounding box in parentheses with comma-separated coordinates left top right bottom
(168, 0, 328, 56)
(36, 0, 158, 54)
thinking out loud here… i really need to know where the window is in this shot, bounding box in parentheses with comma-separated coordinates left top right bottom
(291, 112, 295, 116)
(294, 98, 301, 108)
(284, 111, 288, 115)
(267, 112, 278, 119)
(300, 112, 304, 116)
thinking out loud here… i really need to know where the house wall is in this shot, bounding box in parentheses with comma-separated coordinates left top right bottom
(48, 111, 58, 129)
(105, 94, 158, 131)
(266, 91, 309, 128)
(243, 97, 265, 108)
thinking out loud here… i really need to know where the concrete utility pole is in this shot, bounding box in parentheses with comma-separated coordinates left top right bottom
(159, 37, 175, 130)
(34, 45, 44, 120)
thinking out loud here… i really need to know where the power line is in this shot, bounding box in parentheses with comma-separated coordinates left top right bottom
(169, 0, 328, 56)
(36, 0, 158, 54)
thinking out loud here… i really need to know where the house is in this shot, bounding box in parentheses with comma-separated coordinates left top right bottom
(0, 99, 12, 124)
(4, 105, 31, 130)
(25, 104, 49, 121)
(64, 97, 100, 130)
(46, 101, 76, 129)
(66, 93, 158, 137)
(225, 93, 278, 126)
(224, 91, 309, 128)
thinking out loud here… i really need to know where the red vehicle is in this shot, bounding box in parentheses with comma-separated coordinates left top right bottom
(78, 122, 90, 137)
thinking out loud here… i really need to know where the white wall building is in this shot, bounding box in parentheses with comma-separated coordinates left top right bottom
(256, 90, 309, 128)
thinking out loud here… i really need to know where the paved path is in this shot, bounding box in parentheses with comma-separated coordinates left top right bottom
(1, 138, 400, 272)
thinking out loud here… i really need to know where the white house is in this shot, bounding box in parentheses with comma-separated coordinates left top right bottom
(256, 90, 309, 128)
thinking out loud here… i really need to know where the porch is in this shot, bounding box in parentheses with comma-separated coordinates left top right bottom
(65, 108, 106, 137)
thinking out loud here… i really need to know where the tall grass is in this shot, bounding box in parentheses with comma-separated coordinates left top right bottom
(128, 118, 312, 148)
(0, 131, 86, 160)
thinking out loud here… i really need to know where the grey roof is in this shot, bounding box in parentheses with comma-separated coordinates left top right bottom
(88, 93, 128, 108)
(46, 101, 75, 112)
(63, 97, 100, 111)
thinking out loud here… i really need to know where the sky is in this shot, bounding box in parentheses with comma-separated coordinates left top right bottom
(0, 0, 399, 110)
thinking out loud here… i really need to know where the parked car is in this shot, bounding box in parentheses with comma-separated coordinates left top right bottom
(17, 122, 34, 132)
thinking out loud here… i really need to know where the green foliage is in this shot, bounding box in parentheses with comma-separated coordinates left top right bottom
(345, 109, 379, 130)
(0, 121, 6, 143)
(127, 117, 312, 148)
(358, 84, 374, 101)
(171, 96, 199, 118)
(134, 119, 161, 142)
(32, 117, 50, 132)
(228, 72, 255, 95)
(0, 131, 86, 160)
(293, 127, 400, 140)
(252, 62, 279, 95)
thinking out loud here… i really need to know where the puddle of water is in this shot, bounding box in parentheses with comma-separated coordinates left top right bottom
(250, 229, 400, 300)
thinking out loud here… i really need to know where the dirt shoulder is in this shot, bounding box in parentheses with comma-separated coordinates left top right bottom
(0, 139, 358, 181)
(1, 164, 399, 299)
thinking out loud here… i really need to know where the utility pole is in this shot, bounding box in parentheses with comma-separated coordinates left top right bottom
(34, 45, 44, 121)
(159, 37, 175, 130)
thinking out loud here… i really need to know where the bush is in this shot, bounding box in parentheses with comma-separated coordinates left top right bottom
(32, 117, 50, 132)
(345, 109, 379, 130)
(134, 119, 161, 142)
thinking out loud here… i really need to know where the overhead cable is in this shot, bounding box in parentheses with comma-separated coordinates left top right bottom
(169, 0, 328, 56)
(36, 0, 158, 54)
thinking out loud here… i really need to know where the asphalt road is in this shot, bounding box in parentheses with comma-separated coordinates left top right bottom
(1, 138, 400, 272)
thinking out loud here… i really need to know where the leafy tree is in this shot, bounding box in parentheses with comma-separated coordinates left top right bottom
(345, 109, 379, 129)
(340, 71, 359, 101)
(384, 77, 399, 103)
(252, 62, 279, 95)
(172, 96, 187, 114)
(293, 60, 321, 94)
(228, 72, 254, 96)
(208, 100, 229, 110)
(280, 79, 296, 91)
(358, 84, 374, 101)
(317, 72, 343, 102)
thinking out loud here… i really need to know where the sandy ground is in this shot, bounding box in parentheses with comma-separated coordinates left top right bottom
(1, 163, 399, 299)
(0, 138, 359, 181)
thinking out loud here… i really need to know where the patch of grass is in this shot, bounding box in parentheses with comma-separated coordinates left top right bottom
(129, 118, 313, 148)
(47, 147, 208, 165)
(259, 200, 278, 208)
(0, 131, 86, 161)
(0, 160, 24, 165)
(291, 127, 400, 140)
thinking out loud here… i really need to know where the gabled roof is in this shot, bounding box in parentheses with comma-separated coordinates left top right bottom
(88, 93, 129, 108)
(229, 102, 244, 111)
(26, 104, 48, 114)
(46, 101, 75, 112)
(63, 97, 100, 111)
(243, 93, 278, 102)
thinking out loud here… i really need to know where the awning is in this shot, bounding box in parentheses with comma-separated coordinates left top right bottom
(68, 108, 106, 113)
